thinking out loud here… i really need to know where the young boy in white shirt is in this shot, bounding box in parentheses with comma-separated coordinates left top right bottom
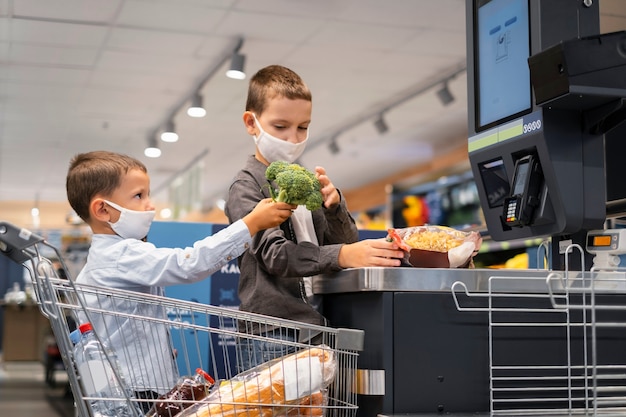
(66, 150, 295, 409)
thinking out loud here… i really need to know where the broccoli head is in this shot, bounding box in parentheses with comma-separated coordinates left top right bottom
(265, 160, 291, 182)
(265, 160, 323, 211)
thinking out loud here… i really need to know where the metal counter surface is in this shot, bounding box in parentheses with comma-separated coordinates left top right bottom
(312, 267, 579, 294)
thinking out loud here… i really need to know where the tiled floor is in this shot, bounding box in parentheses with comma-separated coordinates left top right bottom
(0, 358, 75, 417)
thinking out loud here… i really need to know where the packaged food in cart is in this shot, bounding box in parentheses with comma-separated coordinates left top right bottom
(148, 368, 215, 417)
(177, 346, 336, 417)
(387, 225, 482, 268)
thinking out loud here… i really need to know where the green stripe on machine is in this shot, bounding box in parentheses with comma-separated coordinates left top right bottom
(468, 133, 498, 152)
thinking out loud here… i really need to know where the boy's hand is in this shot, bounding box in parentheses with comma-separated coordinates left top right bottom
(315, 166, 340, 208)
(243, 198, 296, 236)
(338, 238, 405, 268)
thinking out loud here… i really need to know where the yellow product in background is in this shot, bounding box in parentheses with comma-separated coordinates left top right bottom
(505, 252, 529, 269)
(402, 195, 429, 227)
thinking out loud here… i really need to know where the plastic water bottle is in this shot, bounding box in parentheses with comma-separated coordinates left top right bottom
(73, 323, 140, 417)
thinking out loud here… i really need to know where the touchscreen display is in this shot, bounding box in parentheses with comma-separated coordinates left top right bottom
(476, 0, 531, 130)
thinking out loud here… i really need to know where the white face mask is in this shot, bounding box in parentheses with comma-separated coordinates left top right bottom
(253, 114, 308, 163)
(104, 200, 155, 240)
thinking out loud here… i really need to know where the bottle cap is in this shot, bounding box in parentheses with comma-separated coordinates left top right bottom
(196, 368, 215, 384)
(78, 323, 93, 334)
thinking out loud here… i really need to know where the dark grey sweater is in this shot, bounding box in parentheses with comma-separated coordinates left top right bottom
(225, 155, 359, 330)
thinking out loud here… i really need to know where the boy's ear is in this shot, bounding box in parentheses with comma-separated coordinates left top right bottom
(242, 111, 257, 135)
(90, 198, 111, 222)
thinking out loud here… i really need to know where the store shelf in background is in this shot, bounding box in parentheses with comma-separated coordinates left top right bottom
(474, 237, 549, 269)
(390, 170, 484, 229)
(1, 302, 51, 361)
(479, 237, 547, 253)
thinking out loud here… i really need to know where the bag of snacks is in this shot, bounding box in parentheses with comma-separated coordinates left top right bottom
(387, 225, 482, 268)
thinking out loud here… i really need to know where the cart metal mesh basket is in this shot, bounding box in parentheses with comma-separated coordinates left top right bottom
(0, 221, 363, 417)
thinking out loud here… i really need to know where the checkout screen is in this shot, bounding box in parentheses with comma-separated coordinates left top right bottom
(476, 0, 531, 130)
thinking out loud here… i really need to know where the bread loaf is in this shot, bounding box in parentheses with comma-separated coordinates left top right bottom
(179, 347, 335, 417)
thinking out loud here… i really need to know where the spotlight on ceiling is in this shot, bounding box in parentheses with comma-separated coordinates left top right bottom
(226, 52, 246, 80)
(437, 82, 455, 106)
(161, 120, 179, 143)
(328, 137, 340, 155)
(226, 38, 246, 80)
(374, 115, 389, 135)
(144, 135, 161, 158)
(187, 92, 207, 118)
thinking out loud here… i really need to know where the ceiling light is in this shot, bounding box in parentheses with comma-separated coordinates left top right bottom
(159, 208, 172, 219)
(187, 92, 206, 118)
(144, 135, 161, 158)
(374, 115, 389, 134)
(161, 120, 179, 143)
(226, 52, 246, 80)
(437, 82, 455, 106)
(328, 137, 340, 155)
(226, 37, 246, 80)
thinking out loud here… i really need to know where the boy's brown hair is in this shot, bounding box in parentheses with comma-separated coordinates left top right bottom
(66, 150, 147, 222)
(245, 65, 312, 115)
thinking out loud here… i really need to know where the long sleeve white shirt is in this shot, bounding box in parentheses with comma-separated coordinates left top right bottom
(75, 219, 251, 393)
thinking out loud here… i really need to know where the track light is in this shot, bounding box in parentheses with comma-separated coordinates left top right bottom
(161, 120, 179, 143)
(374, 114, 389, 134)
(328, 136, 340, 155)
(226, 52, 246, 80)
(144, 135, 161, 158)
(437, 82, 455, 106)
(187, 92, 206, 118)
(226, 38, 246, 80)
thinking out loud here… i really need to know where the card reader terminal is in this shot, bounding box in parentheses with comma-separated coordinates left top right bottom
(503, 154, 543, 227)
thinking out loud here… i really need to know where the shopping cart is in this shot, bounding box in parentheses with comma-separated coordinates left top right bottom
(0, 221, 364, 417)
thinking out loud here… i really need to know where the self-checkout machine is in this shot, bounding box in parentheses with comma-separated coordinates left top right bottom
(468, 0, 626, 270)
(465, 0, 626, 415)
(315, 1, 626, 416)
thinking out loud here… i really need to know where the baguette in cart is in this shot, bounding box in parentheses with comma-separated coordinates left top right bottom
(0, 221, 364, 417)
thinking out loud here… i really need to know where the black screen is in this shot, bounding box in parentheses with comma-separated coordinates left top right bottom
(513, 160, 530, 195)
(479, 158, 510, 208)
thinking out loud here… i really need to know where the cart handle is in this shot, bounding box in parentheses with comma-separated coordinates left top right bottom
(0, 221, 44, 264)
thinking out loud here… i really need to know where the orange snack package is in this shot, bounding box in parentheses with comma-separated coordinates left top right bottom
(387, 226, 482, 268)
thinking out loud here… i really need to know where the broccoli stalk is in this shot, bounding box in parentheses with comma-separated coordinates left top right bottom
(265, 161, 324, 211)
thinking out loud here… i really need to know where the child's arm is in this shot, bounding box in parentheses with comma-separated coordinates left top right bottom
(337, 238, 404, 268)
(242, 198, 295, 237)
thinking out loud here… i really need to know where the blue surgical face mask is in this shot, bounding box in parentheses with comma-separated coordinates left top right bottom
(253, 114, 308, 163)
(104, 200, 155, 240)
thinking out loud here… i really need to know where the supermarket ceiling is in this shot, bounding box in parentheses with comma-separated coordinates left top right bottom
(1, 0, 625, 211)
